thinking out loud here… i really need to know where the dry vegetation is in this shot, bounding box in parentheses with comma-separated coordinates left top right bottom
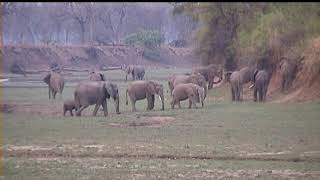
(2, 2, 320, 179)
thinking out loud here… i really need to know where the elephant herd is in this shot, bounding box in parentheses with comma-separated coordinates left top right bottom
(43, 60, 296, 117)
(226, 57, 299, 102)
(42, 64, 226, 117)
(227, 67, 270, 102)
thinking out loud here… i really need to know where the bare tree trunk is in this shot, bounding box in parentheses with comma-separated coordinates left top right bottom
(56, 23, 61, 44)
(27, 24, 37, 44)
(65, 29, 69, 45)
(80, 23, 85, 44)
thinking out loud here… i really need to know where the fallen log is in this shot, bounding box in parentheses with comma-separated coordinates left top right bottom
(100, 66, 122, 71)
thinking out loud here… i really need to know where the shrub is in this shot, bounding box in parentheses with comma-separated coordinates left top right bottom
(124, 30, 165, 49)
(142, 48, 161, 62)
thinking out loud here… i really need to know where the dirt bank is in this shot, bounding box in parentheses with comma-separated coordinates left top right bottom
(269, 37, 320, 103)
(1, 45, 197, 72)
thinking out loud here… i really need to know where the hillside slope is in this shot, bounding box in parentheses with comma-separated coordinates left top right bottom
(1, 45, 197, 72)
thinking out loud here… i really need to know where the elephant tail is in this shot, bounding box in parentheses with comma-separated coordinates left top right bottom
(125, 89, 128, 105)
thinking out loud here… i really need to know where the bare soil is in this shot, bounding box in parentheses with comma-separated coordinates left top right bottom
(2, 45, 197, 72)
(4, 144, 320, 163)
(1, 102, 62, 116)
(109, 116, 175, 128)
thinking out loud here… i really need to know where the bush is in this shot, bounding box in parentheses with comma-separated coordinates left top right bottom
(124, 30, 164, 62)
(124, 30, 165, 49)
(142, 48, 161, 62)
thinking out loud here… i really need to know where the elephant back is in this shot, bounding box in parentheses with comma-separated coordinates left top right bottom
(255, 70, 269, 85)
(239, 67, 255, 84)
(89, 72, 105, 81)
(50, 73, 64, 92)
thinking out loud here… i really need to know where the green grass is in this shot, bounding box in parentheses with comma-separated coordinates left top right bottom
(2, 68, 320, 179)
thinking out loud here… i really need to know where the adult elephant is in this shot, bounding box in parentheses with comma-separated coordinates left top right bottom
(43, 71, 65, 99)
(228, 66, 256, 101)
(250, 69, 270, 102)
(122, 65, 145, 81)
(126, 80, 164, 112)
(74, 81, 120, 116)
(171, 83, 206, 109)
(192, 65, 223, 89)
(279, 57, 298, 92)
(168, 73, 207, 99)
(89, 71, 105, 81)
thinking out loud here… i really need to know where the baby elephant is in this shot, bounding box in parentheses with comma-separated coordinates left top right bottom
(63, 99, 77, 116)
(171, 83, 205, 109)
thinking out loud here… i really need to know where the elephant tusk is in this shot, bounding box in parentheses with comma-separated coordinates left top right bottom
(249, 84, 254, 89)
(158, 95, 162, 101)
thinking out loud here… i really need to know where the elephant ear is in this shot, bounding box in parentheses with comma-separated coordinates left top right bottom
(253, 69, 259, 83)
(105, 82, 119, 99)
(103, 83, 111, 99)
(197, 87, 205, 101)
(146, 81, 157, 95)
(43, 74, 51, 85)
(99, 73, 105, 81)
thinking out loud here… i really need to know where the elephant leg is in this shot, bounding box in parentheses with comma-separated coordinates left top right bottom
(53, 91, 57, 99)
(254, 87, 258, 102)
(231, 87, 235, 101)
(208, 80, 213, 90)
(263, 86, 268, 102)
(192, 96, 198, 109)
(237, 86, 241, 101)
(131, 99, 137, 112)
(235, 86, 239, 101)
(101, 100, 108, 117)
(239, 86, 243, 101)
(178, 101, 182, 109)
(171, 99, 175, 109)
(76, 105, 89, 116)
(259, 88, 263, 102)
(63, 108, 66, 116)
(147, 95, 155, 110)
(92, 103, 100, 116)
(281, 78, 285, 92)
(70, 110, 73, 116)
(188, 99, 192, 109)
(48, 87, 51, 99)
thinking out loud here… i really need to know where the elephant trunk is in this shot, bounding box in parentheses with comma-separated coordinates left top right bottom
(74, 91, 81, 115)
(203, 85, 207, 100)
(160, 93, 164, 111)
(200, 96, 204, 107)
(125, 89, 128, 105)
(48, 84, 51, 99)
(114, 95, 120, 114)
(125, 74, 128, 82)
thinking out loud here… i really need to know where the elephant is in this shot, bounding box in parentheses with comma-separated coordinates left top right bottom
(89, 71, 105, 81)
(168, 73, 207, 100)
(251, 69, 270, 102)
(192, 65, 223, 89)
(279, 58, 298, 92)
(171, 83, 206, 109)
(126, 80, 164, 112)
(227, 66, 256, 101)
(74, 81, 120, 116)
(122, 65, 145, 81)
(63, 99, 77, 116)
(43, 71, 65, 99)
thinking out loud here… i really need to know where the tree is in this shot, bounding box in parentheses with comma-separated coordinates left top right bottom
(173, 3, 263, 70)
(98, 3, 127, 44)
(65, 3, 92, 44)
